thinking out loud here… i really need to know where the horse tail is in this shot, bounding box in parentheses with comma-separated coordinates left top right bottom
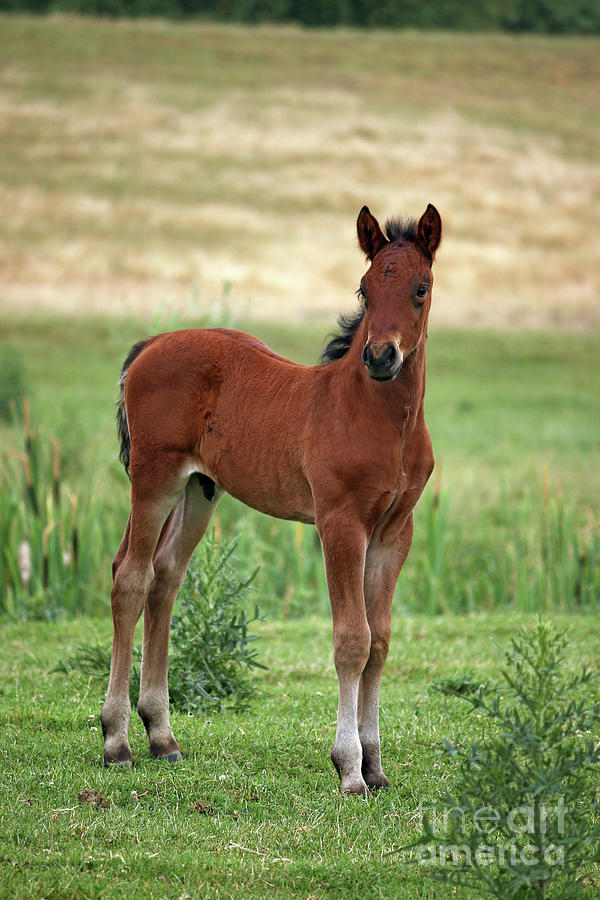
(117, 338, 154, 478)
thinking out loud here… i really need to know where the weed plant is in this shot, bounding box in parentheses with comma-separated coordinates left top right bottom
(57, 533, 265, 712)
(408, 621, 600, 898)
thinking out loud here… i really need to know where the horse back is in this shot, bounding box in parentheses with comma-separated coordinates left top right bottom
(122, 328, 319, 520)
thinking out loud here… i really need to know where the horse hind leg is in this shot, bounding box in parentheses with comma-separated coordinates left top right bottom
(100, 467, 188, 766)
(137, 475, 222, 761)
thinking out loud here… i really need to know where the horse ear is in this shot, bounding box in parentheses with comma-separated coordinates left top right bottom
(357, 206, 388, 260)
(416, 204, 442, 261)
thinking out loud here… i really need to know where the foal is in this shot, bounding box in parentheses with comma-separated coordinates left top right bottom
(101, 204, 441, 796)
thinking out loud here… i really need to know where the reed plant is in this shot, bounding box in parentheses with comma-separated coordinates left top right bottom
(213, 472, 598, 619)
(398, 474, 599, 616)
(216, 511, 328, 618)
(0, 400, 120, 619)
(0, 342, 27, 423)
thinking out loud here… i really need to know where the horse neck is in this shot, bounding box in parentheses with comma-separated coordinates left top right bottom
(342, 324, 428, 431)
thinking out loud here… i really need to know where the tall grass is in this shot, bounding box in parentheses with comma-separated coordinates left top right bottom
(195, 472, 600, 618)
(399, 473, 600, 615)
(1, 404, 597, 620)
(0, 401, 121, 619)
(217, 512, 328, 618)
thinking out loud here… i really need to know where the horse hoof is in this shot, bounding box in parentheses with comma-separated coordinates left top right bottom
(103, 756, 133, 769)
(156, 749, 183, 763)
(365, 775, 390, 791)
(103, 740, 134, 767)
(363, 771, 390, 791)
(341, 777, 371, 798)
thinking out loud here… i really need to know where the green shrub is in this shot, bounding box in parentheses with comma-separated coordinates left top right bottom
(404, 621, 600, 897)
(167, 532, 265, 711)
(2, 0, 599, 32)
(58, 532, 266, 712)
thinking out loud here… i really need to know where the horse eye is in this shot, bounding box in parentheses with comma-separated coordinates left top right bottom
(416, 284, 429, 300)
(358, 285, 368, 306)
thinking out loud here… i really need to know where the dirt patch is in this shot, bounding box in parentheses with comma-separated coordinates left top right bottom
(77, 788, 109, 809)
(191, 799, 214, 814)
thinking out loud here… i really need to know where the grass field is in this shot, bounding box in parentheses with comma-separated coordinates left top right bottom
(1, 16, 599, 328)
(2, 611, 600, 899)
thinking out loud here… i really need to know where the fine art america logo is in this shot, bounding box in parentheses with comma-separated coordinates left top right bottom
(417, 799, 567, 867)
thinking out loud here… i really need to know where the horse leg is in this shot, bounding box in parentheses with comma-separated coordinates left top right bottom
(317, 512, 371, 796)
(137, 476, 221, 760)
(359, 515, 413, 790)
(100, 468, 186, 766)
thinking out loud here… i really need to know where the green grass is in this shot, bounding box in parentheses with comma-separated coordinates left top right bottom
(2, 611, 599, 899)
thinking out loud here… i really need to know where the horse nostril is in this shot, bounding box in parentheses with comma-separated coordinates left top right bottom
(361, 343, 371, 366)
(383, 344, 397, 369)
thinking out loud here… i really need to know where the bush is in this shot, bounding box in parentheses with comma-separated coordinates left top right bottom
(405, 621, 600, 898)
(167, 532, 265, 711)
(2, 0, 599, 32)
(58, 532, 266, 713)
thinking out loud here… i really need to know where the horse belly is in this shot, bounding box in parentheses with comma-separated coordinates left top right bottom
(197, 429, 315, 524)
(219, 469, 315, 524)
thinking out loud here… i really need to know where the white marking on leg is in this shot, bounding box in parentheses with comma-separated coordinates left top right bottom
(359, 670, 385, 782)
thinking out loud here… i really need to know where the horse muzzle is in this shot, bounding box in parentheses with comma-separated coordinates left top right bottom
(361, 341, 403, 382)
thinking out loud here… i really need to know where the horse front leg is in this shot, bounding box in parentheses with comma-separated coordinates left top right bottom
(317, 512, 371, 796)
(359, 514, 413, 790)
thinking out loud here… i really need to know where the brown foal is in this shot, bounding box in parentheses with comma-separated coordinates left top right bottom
(101, 203, 442, 796)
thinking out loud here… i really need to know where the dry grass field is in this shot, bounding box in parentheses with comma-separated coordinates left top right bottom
(1, 16, 599, 329)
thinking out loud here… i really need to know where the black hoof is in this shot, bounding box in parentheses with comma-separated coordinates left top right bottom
(103, 756, 133, 769)
(363, 772, 390, 791)
(341, 778, 371, 797)
(156, 749, 183, 763)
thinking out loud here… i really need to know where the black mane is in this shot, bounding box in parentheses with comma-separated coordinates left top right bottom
(320, 303, 366, 364)
(385, 216, 418, 244)
(320, 215, 418, 364)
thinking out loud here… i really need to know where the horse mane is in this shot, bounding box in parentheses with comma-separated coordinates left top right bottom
(384, 216, 418, 244)
(320, 303, 366, 364)
(320, 215, 418, 364)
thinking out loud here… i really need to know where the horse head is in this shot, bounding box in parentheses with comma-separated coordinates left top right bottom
(357, 204, 442, 381)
